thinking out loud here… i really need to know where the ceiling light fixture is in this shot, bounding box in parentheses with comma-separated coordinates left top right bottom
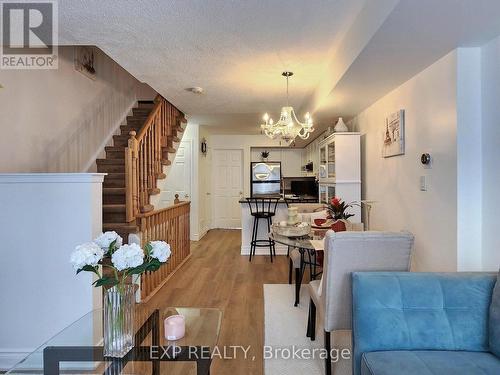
(260, 71, 314, 145)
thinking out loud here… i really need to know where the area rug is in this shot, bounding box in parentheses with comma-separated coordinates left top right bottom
(263, 284, 324, 375)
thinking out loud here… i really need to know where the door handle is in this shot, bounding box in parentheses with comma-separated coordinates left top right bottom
(184, 194, 189, 198)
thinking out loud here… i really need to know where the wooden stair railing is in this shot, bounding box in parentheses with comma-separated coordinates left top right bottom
(115, 94, 189, 302)
(125, 95, 186, 222)
(136, 201, 191, 302)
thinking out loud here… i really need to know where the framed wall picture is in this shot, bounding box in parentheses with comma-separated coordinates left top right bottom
(382, 109, 405, 157)
(74, 46, 96, 80)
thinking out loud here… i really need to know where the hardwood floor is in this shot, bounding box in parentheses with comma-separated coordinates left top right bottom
(141, 229, 289, 375)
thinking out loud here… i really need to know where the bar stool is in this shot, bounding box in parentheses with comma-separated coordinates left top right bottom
(246, 197, 280, 262)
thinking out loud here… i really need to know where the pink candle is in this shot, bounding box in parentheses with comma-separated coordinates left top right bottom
(164, 315, 185, 340)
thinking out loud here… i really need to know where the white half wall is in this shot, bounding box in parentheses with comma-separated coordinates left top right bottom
(0, 174, 104, 370)
(352, 51, 458, 272)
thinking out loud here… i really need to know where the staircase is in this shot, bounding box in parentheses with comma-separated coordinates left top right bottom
(96, 97, 186, 241)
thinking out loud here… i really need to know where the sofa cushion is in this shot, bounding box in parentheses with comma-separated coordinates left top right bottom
(361, 351, 500, 375)
(352, 272, 497, 375)
(490, 270, 500, 357)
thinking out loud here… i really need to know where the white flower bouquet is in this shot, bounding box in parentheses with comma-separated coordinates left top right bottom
(70, 231, 171, 288)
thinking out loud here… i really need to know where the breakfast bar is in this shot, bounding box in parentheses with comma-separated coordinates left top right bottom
(239, 198, 320, 255)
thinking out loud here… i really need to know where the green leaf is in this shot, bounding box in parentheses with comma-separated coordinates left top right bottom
(127, 263, 148, 275)
(77, 265, 99, 275)
(93, 277, 118, 288)
(145, 259, 162, 272)
(107, 239, 117, 256)
(144, 243, 153, 257)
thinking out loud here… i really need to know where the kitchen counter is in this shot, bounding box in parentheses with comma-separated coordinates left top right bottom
(238, 196, 319, 204)
(239, 198, 321, 256)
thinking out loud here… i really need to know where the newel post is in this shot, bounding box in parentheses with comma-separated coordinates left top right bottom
(125, 130, 139, 222)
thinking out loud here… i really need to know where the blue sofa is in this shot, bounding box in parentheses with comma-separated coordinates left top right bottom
(352, 272, 500, 375)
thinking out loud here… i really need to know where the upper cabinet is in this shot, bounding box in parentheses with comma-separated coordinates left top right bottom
(302, 135, 321, 176)
(250, 147, 303, 177)
(318, 132, 360, 184)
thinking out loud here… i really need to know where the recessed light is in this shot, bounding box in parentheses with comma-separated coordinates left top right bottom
(185, 87, 204, 94)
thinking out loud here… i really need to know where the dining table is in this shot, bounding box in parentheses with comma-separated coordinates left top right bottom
(269, 228, 328, 306)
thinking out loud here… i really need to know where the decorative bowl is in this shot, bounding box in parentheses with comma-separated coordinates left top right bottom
(314, 218, 327, 226)
(312, 219, 334, 229)
(272, 222, 311, 237)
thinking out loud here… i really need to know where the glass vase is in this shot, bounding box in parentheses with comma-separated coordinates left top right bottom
(103, 284, 135, 358)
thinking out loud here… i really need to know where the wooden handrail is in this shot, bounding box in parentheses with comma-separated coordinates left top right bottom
(135, 95, 162, 142)
(136, 201, 190, 218)
(125, 94, 185, 222)
(137, 201, 191, 301)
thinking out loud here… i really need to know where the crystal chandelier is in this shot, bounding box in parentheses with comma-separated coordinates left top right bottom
(260, 71, 314, 145)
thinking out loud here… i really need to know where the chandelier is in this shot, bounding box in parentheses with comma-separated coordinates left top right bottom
(260, 71, 314, 145)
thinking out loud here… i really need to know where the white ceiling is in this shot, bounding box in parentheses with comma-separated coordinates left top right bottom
(59, 0, 500, 146)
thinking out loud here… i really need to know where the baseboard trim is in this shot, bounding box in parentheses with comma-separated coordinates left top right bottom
(198, 229, 208, 240)
(240, 244, 288, 256)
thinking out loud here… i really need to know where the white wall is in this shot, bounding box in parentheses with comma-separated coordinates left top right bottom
(0, 174, 104, 369)
(456, 48, 483, 271)
(481, 36, 500, 271)
(0, 46, 154, 173)
(198, 126, 212, 238)
(352, 51, 458, 272)
(152, 123, 200, 240)
(183, 124, 200, 240)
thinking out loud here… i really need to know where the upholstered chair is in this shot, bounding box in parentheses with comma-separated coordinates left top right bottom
(288, 216, 364, 305)
(306, 231, 414, 375)
(287, 203, 325, 282)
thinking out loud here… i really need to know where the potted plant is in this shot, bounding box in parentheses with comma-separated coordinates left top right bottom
(325, 197, 358, 232)
(261, 150, 270, 162)
(70, 231, 171, 358)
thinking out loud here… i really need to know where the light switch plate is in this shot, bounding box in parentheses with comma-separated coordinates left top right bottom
(420, 176, 427, 191)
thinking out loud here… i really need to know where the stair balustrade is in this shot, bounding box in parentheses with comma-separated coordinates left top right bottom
(136, 201, 191, 301)
(117, 94, 189, 301)
(125, 95, 185, 222)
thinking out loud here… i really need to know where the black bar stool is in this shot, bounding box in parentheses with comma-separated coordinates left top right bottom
(246, 197, 280, 262)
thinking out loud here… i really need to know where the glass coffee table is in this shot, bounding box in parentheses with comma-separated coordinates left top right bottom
(270, 229, 327, 306)
(7, 307, 222, 375)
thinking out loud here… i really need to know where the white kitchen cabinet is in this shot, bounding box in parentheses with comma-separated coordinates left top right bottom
(302, 133, 322, 176)
(250, 147, 304, 177)
(318, 133, 361, 222)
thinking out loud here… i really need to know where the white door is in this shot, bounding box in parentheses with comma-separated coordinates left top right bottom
(212, 149, 243, 229)
(160, 140, 191, 206)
